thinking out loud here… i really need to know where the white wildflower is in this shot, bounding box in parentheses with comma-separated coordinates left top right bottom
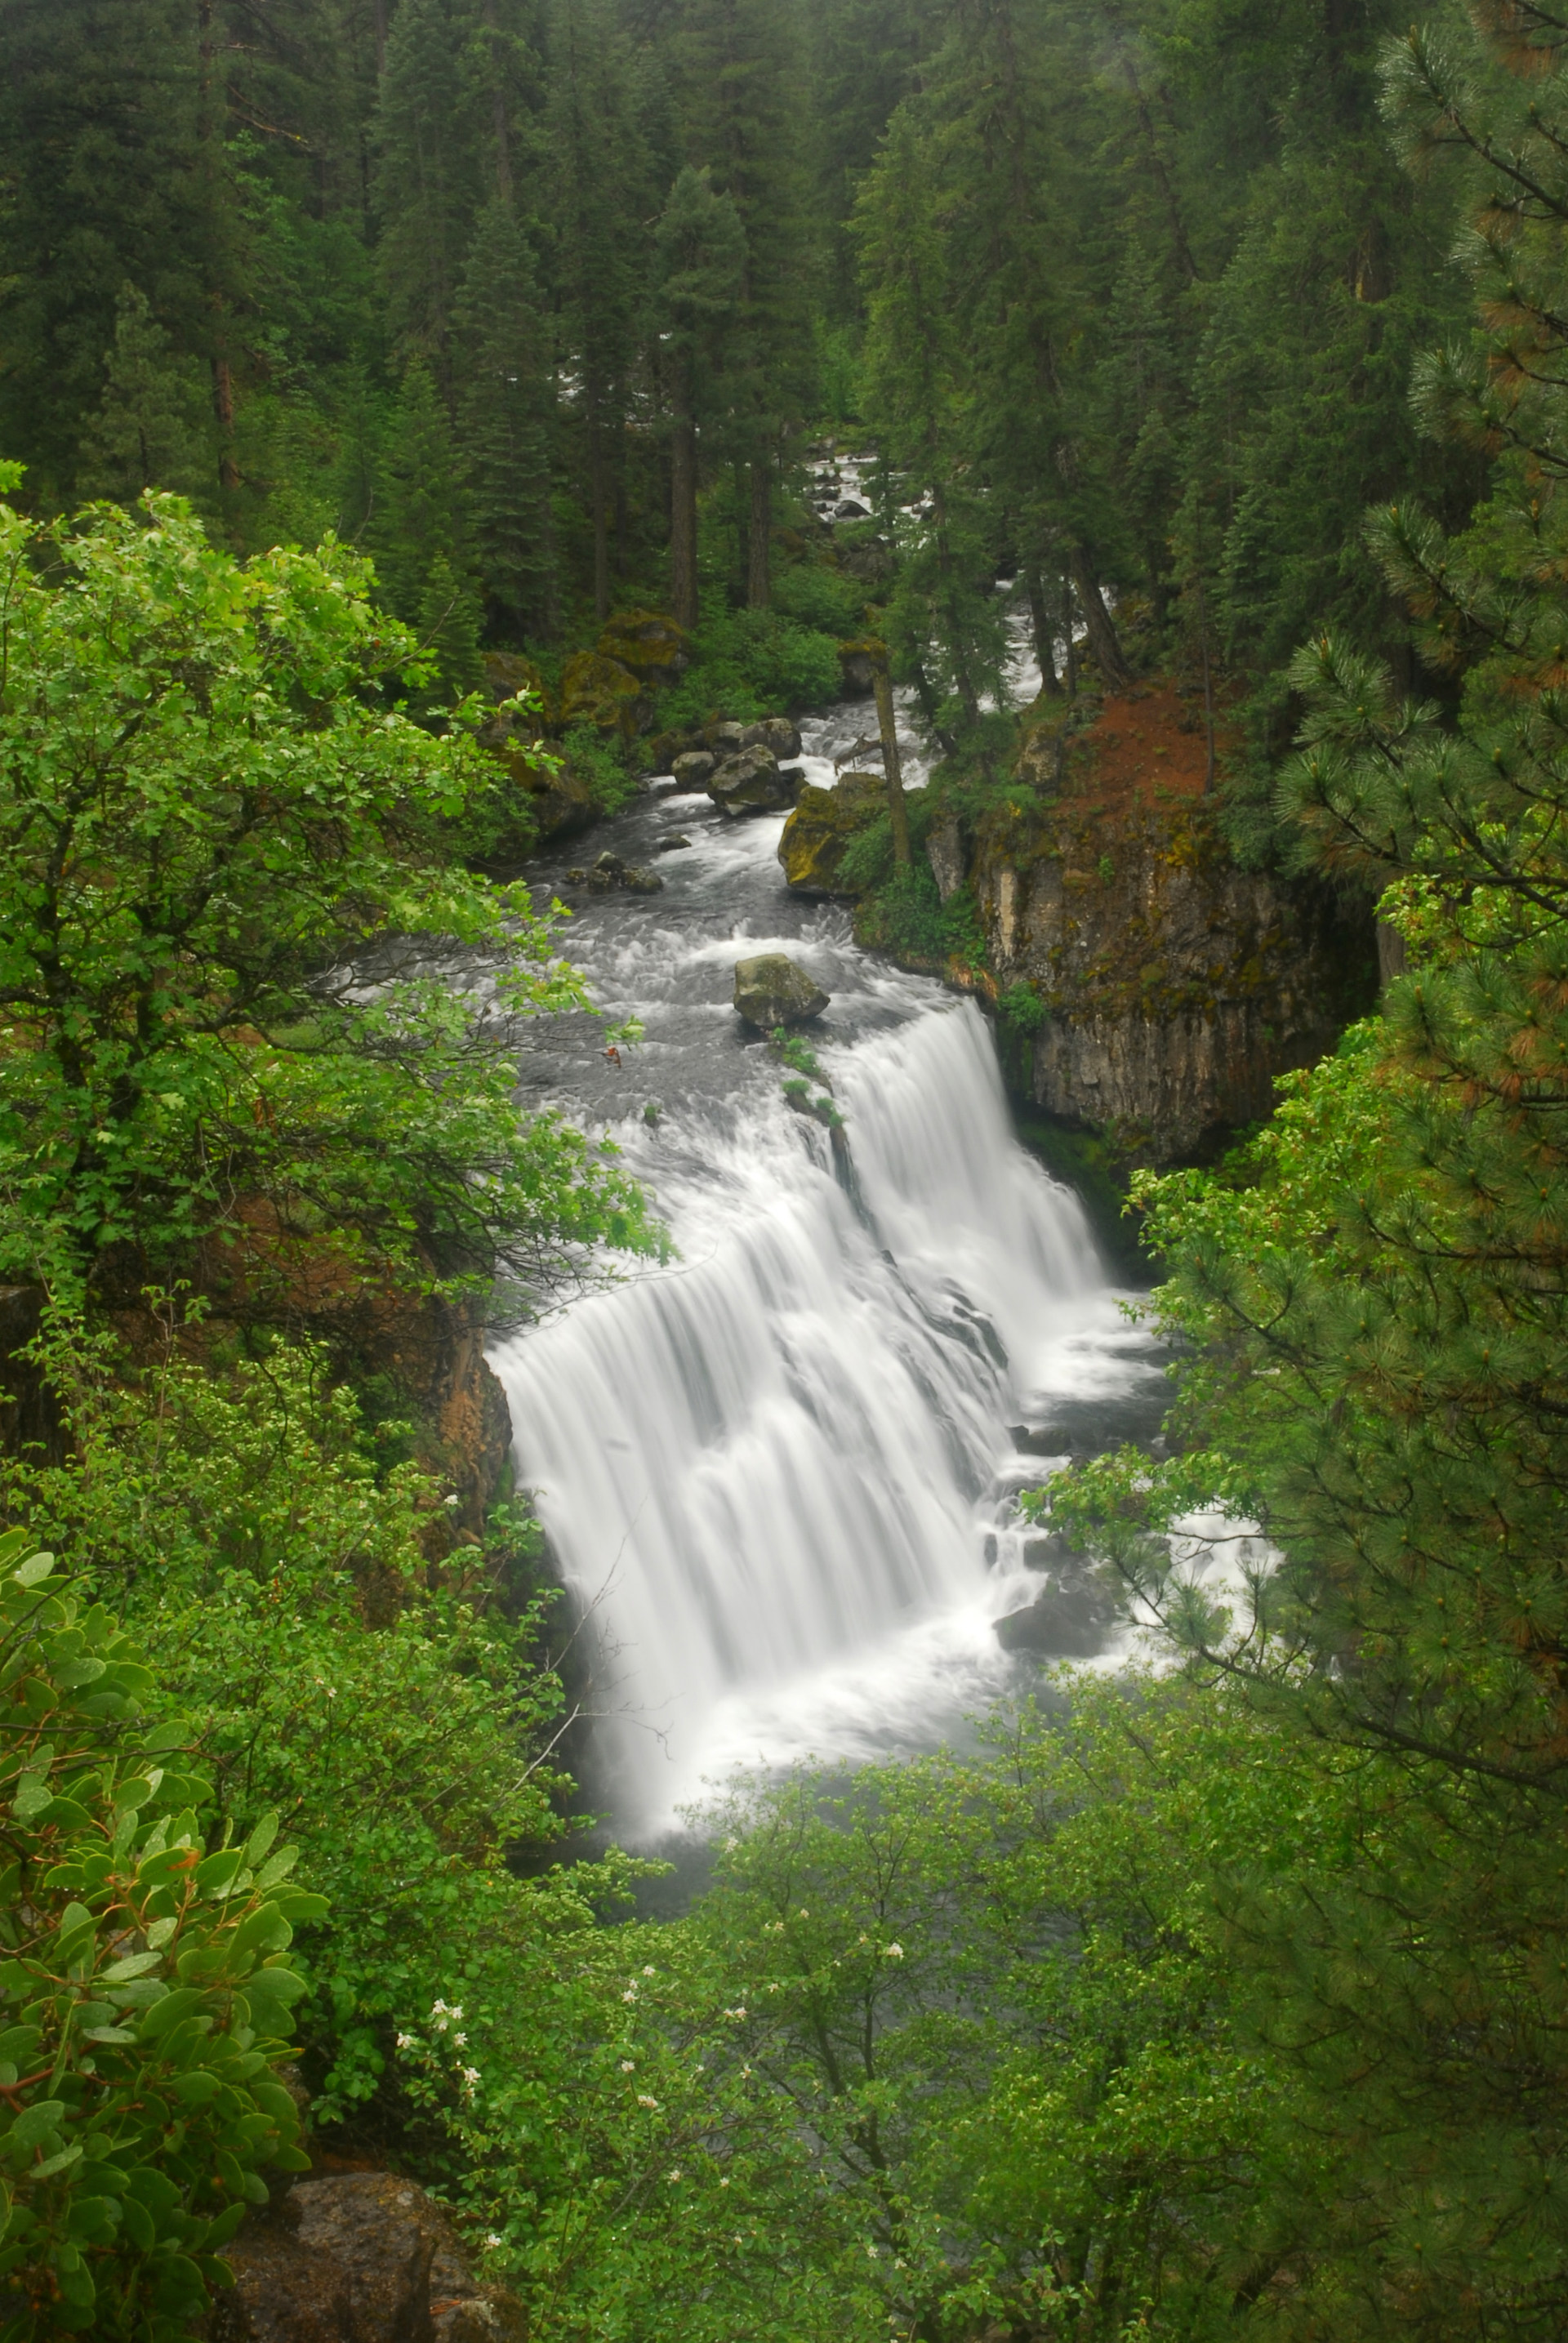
(643, 1964, 656, 1977)
(620, 2060, 635, 2073)
(666, 2167, 683, 2183)
(395, 2033, 415, 2051)
(719, 2177, 730, 2189)
(452, 2033, 467, 2047)
(485, 2234, 504, 2249)
(637, 2094, 660, 2109)
(460, 2066, 480, 2091)
(883, 1943, 904, 1960)
(723, 2006, 746, 2020)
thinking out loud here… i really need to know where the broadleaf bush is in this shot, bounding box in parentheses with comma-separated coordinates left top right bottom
(0, 1527, 320, 2341)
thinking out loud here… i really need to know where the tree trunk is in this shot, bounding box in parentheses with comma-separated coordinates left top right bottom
(1025, 566, 1062, 695)
(670, 412, 699, 632)
(372, 0, 388, 73)
(1063, 571, 1079, 697)
(747, 458, 772, 608)
(1069, 549, 1133, 692)
(212, 354, 239, 491)
(590, 423, 610, 623)
(872, 657, 911, 866)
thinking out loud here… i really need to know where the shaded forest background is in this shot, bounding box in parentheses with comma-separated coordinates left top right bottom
(0, 0, 1485, 841)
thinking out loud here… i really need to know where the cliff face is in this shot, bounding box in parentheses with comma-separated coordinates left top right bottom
(968, 777, 1375, 1165)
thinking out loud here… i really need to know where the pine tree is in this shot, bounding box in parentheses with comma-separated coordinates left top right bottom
(549, 0, 656, 620)
(654, 165, 746, 631)
(375, 357, 482, 692)
(373, 0, 476, 367)
(0, 0, 208, 502)
(675, 0, 817, 608)
(453, 197, 557, 641)
(76, 284, 214, 505)
(856, 105, 1006, 742)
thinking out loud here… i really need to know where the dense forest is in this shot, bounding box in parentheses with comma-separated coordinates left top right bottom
(3, 0, 1568, 2336)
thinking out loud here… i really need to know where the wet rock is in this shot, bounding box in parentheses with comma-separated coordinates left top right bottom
(733, 953, 831, 1027)
(210, 2172, 523, 2343)
(708, 745, 798, 817)
(995, 1573, 1116, 1659)
(586, 851, 663, 895)
(706, 719, 746, 754)
(837, 648, 877, 699)
(670, 750, 715, 791)
(835, 497, 871, 519)
(777, 773, 884, 896)
(653, 833, 692, 853)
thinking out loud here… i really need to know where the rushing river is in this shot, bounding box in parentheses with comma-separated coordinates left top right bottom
(487, 675, 1171, 1838)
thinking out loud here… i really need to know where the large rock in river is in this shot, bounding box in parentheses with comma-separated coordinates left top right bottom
(778, 772, 884, 895)
(733, 954, 830, 1027)
(708, 745, 800, 817)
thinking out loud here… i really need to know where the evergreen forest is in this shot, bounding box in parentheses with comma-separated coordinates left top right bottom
(2, 0, 1568, 2337)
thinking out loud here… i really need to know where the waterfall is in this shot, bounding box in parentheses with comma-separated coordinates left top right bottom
(490, 1000, 1115, 1829)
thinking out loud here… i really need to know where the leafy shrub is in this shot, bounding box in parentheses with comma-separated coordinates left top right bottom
(560, 724, 639, 814)
(658, 604, 841, 728)
(0, 1325, 575, 2132)
(770, 563, 866, 639)
(0, 1527, 318, 2340)
(996, 982, 1047, 1035)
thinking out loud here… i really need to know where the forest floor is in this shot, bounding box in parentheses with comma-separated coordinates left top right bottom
(1069, 681, 1232, 813)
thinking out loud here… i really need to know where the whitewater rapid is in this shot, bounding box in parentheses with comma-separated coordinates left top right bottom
(489, 695, 1168, 1833)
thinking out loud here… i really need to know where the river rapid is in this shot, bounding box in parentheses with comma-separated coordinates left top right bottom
(487, 674, 1172, 1842)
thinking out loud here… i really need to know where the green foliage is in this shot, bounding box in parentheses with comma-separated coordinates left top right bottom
(769, 559, 867, 639)
(0, 489, 656, 1321)
(0, 1526, 318, 2340)
(658, 601, 842, 726)
(75, 285, 213, 509)
(560, 725, 639, 814)
(996, 982, 1046, 1036)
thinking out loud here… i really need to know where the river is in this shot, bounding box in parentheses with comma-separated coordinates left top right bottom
(488, 682, 1169, 1840)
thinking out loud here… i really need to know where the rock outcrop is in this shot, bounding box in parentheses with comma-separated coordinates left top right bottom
(733, 954, 831, 1027)
(969, 791, 1376, 1166)
(777, 773, 883, 894)
(207, 2171, 523, 2343)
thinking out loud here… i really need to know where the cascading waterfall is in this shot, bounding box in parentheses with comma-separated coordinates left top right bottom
(489, 680, 1167, 1833)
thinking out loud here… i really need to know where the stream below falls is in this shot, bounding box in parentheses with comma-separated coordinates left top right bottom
(488, 688, 1171, 1839)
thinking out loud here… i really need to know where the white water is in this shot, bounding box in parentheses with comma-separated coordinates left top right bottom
(489, 690, 1167, 1833)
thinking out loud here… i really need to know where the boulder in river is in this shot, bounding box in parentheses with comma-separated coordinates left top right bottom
(586, 851, 663, 895)
(733, 953, 830, 1027)
(736, 715, 802, 760)
(671, 749, 715, 791)
(708, 745, 800, 817)
(653, 832, 692, 853)
(994, 1570, 1116, 1659)
(778, 773, 884, 895)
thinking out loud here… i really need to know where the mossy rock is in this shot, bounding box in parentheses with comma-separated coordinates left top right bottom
(495, 746, 597, 844)
(595, 609, 689, 679)
(777, 773, 884, 895)
(559, 650, 647, 735)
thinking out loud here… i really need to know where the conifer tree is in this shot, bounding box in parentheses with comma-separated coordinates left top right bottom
(376, 357, 483, 692)
(374, 0, 476, 367)
(76, 283, 215, 506)
(857, 105, 1006, 742)
(453, 197, 557, 640)
(654, 165, 746, 630)
(675, 0, 816, 608)
(549, 0, 655, 620)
